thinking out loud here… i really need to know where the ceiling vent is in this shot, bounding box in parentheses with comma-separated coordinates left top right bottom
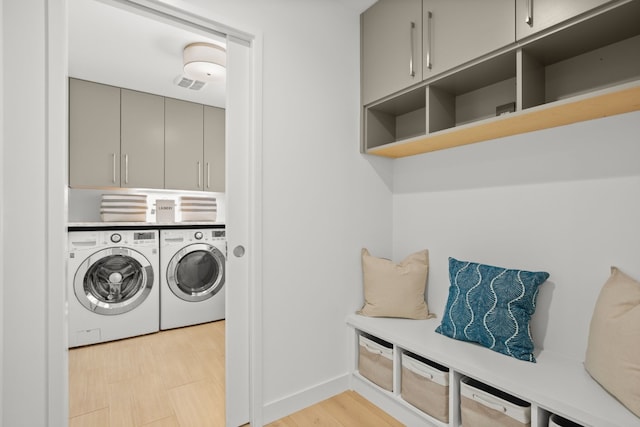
(174, 75, 207, 90)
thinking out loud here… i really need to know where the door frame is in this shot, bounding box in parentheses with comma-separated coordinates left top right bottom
(47, 1, 264, 425)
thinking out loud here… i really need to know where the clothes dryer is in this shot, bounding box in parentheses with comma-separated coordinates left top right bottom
(67, 229, 160, 347)
(160, 228, 226, 330)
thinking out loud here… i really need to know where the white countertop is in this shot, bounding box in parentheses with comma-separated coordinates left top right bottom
(68, 221, 224, 228)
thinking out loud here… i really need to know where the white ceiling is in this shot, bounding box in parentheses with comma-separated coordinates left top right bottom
(68, 0, 227, 107)
(68, 0, 377, 109)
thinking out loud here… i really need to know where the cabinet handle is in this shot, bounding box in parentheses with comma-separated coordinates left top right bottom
(197, 161, 202, 188)
(425, 12, 433, 70)
(112, 153, 116, 184)
(525, 0, 533, 26)
(409, 22, 416, 77)
(206, 162, 211, 189)
(124, 154, 129, 184)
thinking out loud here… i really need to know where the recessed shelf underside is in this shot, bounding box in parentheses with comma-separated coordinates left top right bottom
(368, 83, 640, 159)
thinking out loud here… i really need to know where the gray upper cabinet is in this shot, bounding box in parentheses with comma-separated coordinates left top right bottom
(423, 1, 515, 78)
(69, 78, 225, 192)
(69, 79, 121, 188)
(516, 0, 613, 40)
(164, 98, 204, 191)
(362, 0, 423, 106)
(120, 89, 164, 189)
(204, 106, 226, 193)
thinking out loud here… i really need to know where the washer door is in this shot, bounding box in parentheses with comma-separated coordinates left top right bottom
(166, 243, 225, 302)
(74, 247, 154, 315)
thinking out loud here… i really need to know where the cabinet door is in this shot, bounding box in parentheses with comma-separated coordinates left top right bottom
(516, 0, 613, 40)
(423, 0, 515, 78)
(69, 79, 120, 187)
(164, 98, 204, 191)
(362, 0, 423, 105)
(121, 89, 164, 189)
(204, 106, 225, 192)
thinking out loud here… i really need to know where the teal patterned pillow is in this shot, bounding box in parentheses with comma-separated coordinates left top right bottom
(435, 258, 549, 362)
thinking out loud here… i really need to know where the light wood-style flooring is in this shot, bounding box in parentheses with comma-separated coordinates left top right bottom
(69, 321, 402, 426)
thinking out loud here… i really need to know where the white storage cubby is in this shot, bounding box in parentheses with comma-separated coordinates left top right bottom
(401, 351, 450, 423)
(358, 332, 394, 392)
(347, 314, 640, 427)
(460, 376, 531, 427)
(548, 413, 585, 427)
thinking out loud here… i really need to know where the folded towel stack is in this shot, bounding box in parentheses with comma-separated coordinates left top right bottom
(180, 196, 217, 222)
(100, 194, 148, 222)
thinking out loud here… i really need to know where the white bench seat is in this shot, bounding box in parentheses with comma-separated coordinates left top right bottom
(347, 314, 640, 427)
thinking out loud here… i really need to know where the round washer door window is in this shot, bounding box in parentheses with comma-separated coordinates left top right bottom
(74, 247, 154, 315)
(166, 243, 225, 302)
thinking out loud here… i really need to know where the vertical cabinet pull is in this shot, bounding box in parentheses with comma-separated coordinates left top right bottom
(124, 154, 129, 184)
(525, 0, 533, 26)
(206, 162, 211, 189)
(112, 153, 116, 184)
(409, 22, 416, 77)
(425, 12, 433, 70)
(197, 161, 202, 188)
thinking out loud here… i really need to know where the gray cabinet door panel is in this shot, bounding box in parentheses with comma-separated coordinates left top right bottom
(362, 0, 423, 105)
(516, 0, 613, 40)
(204, 106, 226, 193)
(69, 79, 120, 187)
(165, 98, 204, 191)
(121, 89, 164, 189)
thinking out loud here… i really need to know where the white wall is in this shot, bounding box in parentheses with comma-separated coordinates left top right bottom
(170, 1, 392, 420)
(392, 111, 640, 362)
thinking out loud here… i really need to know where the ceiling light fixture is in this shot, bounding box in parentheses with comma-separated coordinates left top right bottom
(183, 42, 226, 82)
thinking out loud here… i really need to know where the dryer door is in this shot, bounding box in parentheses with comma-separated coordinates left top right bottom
(166, 243, 225, 302)
(74, 247, 154, 315)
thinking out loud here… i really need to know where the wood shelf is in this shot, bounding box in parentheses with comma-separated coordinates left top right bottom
(368, 82, 640, 159)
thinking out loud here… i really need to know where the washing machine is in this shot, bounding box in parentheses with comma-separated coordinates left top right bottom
(160, 228, 226, 330)
(67, 229, 160, 348)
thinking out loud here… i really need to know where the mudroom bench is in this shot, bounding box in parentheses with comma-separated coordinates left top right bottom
(347, 314, 640, 427)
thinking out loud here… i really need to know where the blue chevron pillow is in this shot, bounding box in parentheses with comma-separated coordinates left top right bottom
(435, 258, 549, 362)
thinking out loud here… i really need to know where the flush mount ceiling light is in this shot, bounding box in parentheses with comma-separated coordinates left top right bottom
(183, 42, 226, 82)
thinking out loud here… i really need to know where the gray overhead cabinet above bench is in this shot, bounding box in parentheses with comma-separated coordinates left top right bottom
(360, 0, 640, 158)
(69, 78, 225, 191)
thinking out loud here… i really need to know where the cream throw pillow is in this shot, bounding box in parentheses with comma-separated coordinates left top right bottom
(358, 248, 433, 319)
(585, 266, 640, 417)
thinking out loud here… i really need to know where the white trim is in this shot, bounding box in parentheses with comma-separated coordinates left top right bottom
(247, 31, 264, 427)
(97, 0, 253, 45)
(48, 1, 263, 425)
(262, 374, 351, 425)
(46, 0, 69, 424)
(0, 0, 5, 419)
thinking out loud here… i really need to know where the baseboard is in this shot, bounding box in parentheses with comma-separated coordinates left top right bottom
(262, 373, 350, 424)
(351, 373, 440, 427)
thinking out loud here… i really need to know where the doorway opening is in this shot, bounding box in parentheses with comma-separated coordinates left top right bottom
(64, 0, 260, 425)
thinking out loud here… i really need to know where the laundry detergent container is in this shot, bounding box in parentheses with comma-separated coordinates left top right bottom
(358, 333, 393, 392)
(460, 377, 531, 427)
(401, 351, 449, 423)
(548, 414, 583, 427)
